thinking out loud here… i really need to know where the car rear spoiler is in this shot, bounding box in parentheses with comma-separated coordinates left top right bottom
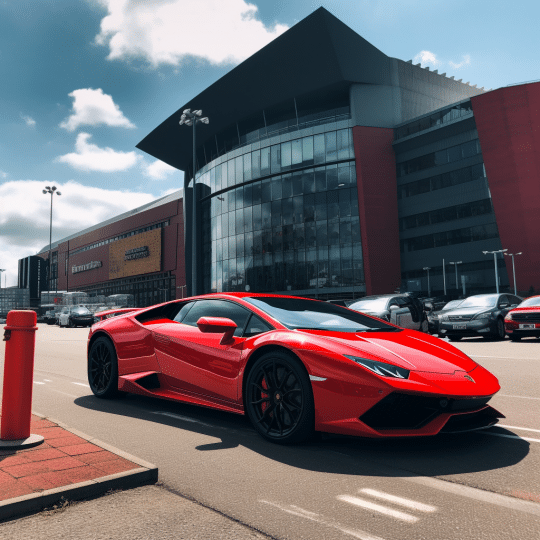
(93, 308, 140, 321)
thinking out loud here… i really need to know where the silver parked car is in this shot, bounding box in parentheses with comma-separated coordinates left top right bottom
(347, 294, 428, 332)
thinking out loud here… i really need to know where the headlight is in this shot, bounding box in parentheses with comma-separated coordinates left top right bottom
(505, 313, 513, 321)
(440, 314, 449, 321)
(428, 313, 438, 320)
(474, 312, 491, 320)
(344, 355, 410, 379)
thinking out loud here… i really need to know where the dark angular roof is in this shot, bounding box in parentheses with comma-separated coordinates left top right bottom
(136, 7, 391, 172)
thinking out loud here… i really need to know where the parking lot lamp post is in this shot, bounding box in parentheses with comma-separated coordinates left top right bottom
(442, 259, 447, 295)
(42, 186, 61, 292)
(0, 269, 5, 288)
(180, 109, 209, 297)
(449, 261, 462, 290)
(423, 267, 431, 296)
(483, 249, 507, 294)
(505, 252, 522, 295)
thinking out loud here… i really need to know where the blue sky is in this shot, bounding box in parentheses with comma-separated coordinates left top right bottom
(1, 0, 539, 286)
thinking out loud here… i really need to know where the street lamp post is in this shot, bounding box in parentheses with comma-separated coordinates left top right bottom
(505, 252, 522, 296)
(0, 269, 5, 289)
(180, 109, 209, 297)
(423, 267, 431, 296)
(483, 249, 507, 294)
(442, 259, 447, 295)
(42, 186, 61, 293)
(449, 261, 462, 290)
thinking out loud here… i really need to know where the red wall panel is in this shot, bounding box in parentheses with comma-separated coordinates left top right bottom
(352, 126, 401, 295)
(472, 83, 540, 293)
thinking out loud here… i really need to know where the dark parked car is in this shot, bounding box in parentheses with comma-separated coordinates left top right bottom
(437, 293, 521, 341)
(427, 300, 464, 335)
(58, 306, 94, 328)
(348, 294, 428, 332)
(504, 295, 540, 341)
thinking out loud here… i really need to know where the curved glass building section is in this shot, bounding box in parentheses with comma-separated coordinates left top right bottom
(194, 120, 365, 296)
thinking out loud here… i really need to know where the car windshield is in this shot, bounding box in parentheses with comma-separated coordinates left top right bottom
(347, 298, 389, 311)
(442, 300, 463, 310)
(72, 307, 91, 315)
(519, 297, 540, 307)
(244, 297, 398, 333)
(458, 295, 498, 308)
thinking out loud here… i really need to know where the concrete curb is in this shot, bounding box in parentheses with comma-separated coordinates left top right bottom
(0, 412, 158, 522)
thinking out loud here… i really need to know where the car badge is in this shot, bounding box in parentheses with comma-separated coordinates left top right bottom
(464, 374, 475, 383)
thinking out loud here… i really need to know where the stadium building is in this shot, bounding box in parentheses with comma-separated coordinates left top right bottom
(25, 8, 540, 305)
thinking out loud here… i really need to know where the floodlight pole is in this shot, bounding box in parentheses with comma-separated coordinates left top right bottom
(483, 249, 507, 293)
(505, 252, 522, 295)
(42, 186, 61, 293)
(423, 267, 431, 296)
(449, 261, 462, 290)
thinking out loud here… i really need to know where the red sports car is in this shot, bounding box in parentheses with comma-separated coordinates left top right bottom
(87, 293, 503, 444)
(504, 295, 540, 341)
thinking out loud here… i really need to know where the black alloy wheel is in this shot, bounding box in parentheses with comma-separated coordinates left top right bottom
(245, 351, 314, 444)
(88, 337, 119, 398)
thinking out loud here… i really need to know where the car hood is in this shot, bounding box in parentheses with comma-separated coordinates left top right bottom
(441, 307, 493, 316)
(510, 306, 540, 313)
(299, 329, 477, 374)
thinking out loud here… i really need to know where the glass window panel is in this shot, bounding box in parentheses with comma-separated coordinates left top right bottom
(221, 212, 229, 238)
(260, 146, 270, 176)
(314, 134, 325, 164)
(253, 204, 262, 231)
(325, 131, 337, 162)
(273, 226, 282, 252)
(291, 171, 302, 196)
(236, 234, 244, 257)
(243, 152, 252, 182)
(252, 150, 261, 179)
(339, 220, 352, 244)
(244, 183, 252, 206)
(271, 177, 282, 200)
(244, 205, 253, 232)
(338, 189, 351, 217)
(302, 136, 314, 166)
(434, 150, 448, 166)
(253, 229, 262, 255)
(215, 216, 221, 239)
(315, 191, 327, 221)
(326, 165, 338, 191)
(281, 141, 291, 171)
(303, 170, 315, 193)
(252, 181, 261, 205)
(262, 229, 272, 253)
(305, 223, 316, 248)
(227, 158, 235, 187)
(229, 234, 237, 258)
(315, 167, 326, 191)
(316, 220, 328, 245)
(291, 139, 302, 166)
(235, 156, 243, 184)
(215, 165, 222, 192)
(261, 179, 272, 203)
(271, 144, 281, 174)
(461, 140, 477, 159)
(282, 224, 294, 251)
(272, 200, 282, 227)
(244, 231, 253, 258)
(282, 173, 292, 198)
(236, 186, 244, 209)
(351, 217, 361, 243)
(328, 221, 339, 244)
(337, 129, 349, 160)
(210, 167, 216, 193)
(236, 207, 244, 234)
(222, 259, 228, 292)
(447, 145, 460, 163)
(294, 224, 305, 250)
(261, 201, 272, 229)
(337, 164, 350, 187)
(228, 188, 236, 212)
(228, 211, 236, 236)
(228, 259, 236, 289)
(293, 195, 303, 224)
(281, 197, 293, 226)
(304, 193, 315, 222)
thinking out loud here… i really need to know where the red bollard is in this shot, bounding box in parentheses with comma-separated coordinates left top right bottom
(1, 310, 43, 447)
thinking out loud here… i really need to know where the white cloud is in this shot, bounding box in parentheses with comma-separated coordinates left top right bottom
(0, 179, 156, 288)
(413, 50, 441, 68)
(56, 132, 140, 172)
(142, 159, 178, 180)
(94, 0, 288, 67)
(21, 114, 36, 127)
(59, 88, 135, 132)
(449, 54, 471, 69)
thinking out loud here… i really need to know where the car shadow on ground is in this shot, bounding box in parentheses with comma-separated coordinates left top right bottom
(74, 393, 529, 480)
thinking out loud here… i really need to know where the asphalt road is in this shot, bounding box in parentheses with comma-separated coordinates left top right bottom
(1, 324, 539, 539)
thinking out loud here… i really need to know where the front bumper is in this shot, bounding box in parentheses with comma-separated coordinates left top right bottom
(438, 318, 495, 337)
(505, 320, 540, 337)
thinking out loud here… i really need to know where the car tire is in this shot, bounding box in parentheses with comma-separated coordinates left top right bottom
(420, 319, 429, 333)
(510, 335, 521, 342)
(494, 318, 506, 341)
(88, 337, 119, 399)
(245, 350, 314, 445)
(448, 336, 462, 342)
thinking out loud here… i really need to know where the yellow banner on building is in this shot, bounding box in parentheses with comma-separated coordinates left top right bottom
(109, 228, 161, 279)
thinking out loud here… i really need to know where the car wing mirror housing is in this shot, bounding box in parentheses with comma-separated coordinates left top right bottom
(389, 305, 399, 311)
(197, 317, 237, 343)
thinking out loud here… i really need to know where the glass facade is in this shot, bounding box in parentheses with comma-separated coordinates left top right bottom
(195, 127, 364, 296)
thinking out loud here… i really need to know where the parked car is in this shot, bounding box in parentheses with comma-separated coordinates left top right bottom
(504, 295, 540, 341)
(347, 294, 428, 332)
(88, 293, 502, 444)
(58, 305, 94, 327)
(427, 300, 464, 335)
(437, 293, 522, 341)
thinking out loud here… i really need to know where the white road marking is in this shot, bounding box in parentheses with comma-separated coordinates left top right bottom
(43, 379, 52, 382)
(337, 495, 418, 523)
(72, 382, 89, 387)
(497, 394, 540, 401)
(33, 381, 45, 385)
(483, 432, 540, 443)
(152, 411, 216, 428)
(498, 424, 540, 433)
(259, 500, 384, 540)
(359, 489, 436, 513)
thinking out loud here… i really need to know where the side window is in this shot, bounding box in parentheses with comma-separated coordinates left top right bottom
(244, 314, 273, 337)
(498, 295, 510, 308)
(173, 301, 195, 322)
(181, 300, 251, 337)
(510, 295, 521, 306)
(394, 297, 408, 308)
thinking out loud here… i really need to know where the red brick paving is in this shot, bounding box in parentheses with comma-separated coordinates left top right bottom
(0, 414, 140, 500)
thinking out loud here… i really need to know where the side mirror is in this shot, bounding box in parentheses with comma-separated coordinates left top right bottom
(499, 303, 509, 309)
(389, 305, 400, 311)
(424, 303, 433, 312)
(197, 316, 237, 342)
